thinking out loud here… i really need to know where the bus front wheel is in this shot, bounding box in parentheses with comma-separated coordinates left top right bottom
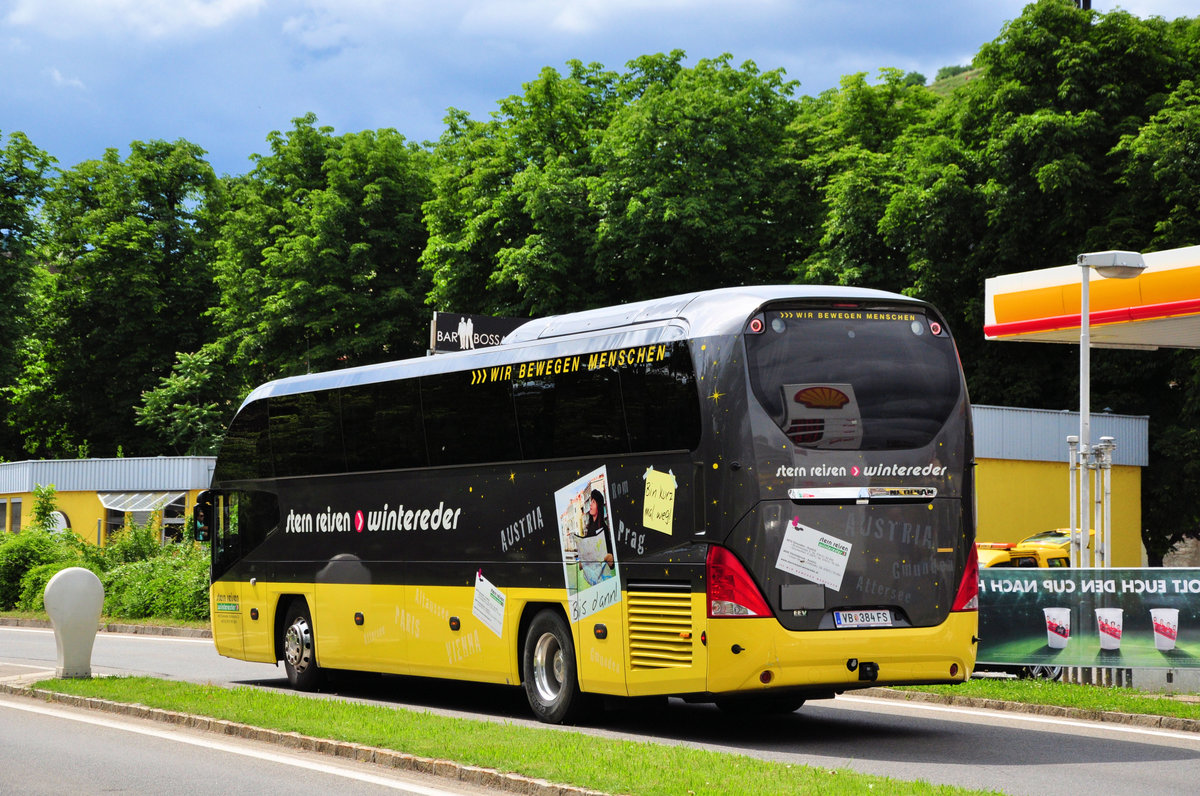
(522, 610, 586, 724)
(282, 603, 322, 691)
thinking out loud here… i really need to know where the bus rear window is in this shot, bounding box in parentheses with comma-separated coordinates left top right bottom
(744, 306, 961, 450)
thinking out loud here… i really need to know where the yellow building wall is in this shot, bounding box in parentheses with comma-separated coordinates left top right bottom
(54, 492, 110, 545)
(0, 489, 205, 547)
(975, 458, 1143, 566)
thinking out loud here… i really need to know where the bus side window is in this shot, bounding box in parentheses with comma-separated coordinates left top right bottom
(270, 391, 346, 477)
(213, 493, 240, 578)
(212, 491, 280, 580)
(193, 491, 213, 542)
(213, 399, 272, 482)
(421, 372, 521, 466)
(514, 368, 627, 459)
(341, 380, 426, 472)
(622, 342, 701, 452)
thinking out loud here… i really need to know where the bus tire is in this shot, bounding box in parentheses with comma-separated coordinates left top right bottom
(282, 603, 322, 691)
(522, 610, 586, 724)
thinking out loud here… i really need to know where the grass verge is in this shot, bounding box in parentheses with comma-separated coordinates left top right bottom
(903, 679, 1200, 721)
(32, 676, 997, 796)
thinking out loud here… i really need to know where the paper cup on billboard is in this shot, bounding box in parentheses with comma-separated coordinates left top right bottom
(1043, 607, 1070, 649)
(1095, 608, 1123, 650)
(1151, 608, 1180, 652)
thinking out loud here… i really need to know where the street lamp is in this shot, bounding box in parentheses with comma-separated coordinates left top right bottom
(1075, 250, 1146, 567)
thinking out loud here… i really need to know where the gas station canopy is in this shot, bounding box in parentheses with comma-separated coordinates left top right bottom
(984, 244, 1200, 349)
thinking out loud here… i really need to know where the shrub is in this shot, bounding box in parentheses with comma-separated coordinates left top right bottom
(29, 483, 62, 533)
(0, 530, 76, 609)
(104, 517, 164, 565)
(18, 560, 105, 612)
(103, 544, 209, 621)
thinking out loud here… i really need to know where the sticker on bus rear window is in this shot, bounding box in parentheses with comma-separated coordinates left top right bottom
(775, 519, 852, 591)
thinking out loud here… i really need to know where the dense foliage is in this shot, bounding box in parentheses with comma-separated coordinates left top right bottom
(0, 486, 209, 620)
(2, 1, 1199, 557)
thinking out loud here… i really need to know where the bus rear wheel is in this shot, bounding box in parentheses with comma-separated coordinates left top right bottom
(523, 610, 587, 724)
(282, 603, 322, 691)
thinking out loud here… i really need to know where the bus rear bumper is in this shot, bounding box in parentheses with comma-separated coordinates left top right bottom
(704, 611, 978, 694)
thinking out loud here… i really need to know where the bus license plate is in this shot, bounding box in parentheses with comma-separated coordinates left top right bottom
(834, 610, 892, 628)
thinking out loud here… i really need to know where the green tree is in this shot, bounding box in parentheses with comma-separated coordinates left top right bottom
(422, 58, 632, 316)
(0, 131, 52, 461)
(9, 139, 220, 458)
(590, 55, 808, 302)
(935, 65, 972, 81)
(29, 483, 61, 532)
(135, 348, 230, 455)
(892, 0, 1200, 555)
(423, 52, 809, 315)
(795, 69, 939, 292)
(1115, 79, 1200, 249)
(206, 114, 434, 388)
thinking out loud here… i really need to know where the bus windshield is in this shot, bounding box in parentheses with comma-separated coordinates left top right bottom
(745, 306, 960, 450)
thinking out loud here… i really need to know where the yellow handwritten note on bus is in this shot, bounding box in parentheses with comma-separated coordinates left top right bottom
(643, 467, 676, 535)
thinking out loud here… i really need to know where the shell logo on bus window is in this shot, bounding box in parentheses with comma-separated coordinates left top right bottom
(782, 383, 862, 449)
(793, 385, 851, 409)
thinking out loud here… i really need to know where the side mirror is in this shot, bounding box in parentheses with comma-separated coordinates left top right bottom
(194, 490, 213, 542)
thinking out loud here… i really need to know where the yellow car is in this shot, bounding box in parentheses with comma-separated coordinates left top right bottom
(976, 538, 1068, 680)
(975, 541, 1069, 568)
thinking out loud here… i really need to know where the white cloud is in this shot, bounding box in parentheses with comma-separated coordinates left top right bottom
(48, 67, 86, 90)
(458, 0, 775, 37)
(5, 0, 265, 38)
(1106, 1, 1196, 18)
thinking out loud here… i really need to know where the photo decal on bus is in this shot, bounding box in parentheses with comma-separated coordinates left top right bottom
(556, 466, 621, 622)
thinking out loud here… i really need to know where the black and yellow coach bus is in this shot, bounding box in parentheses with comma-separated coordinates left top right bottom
(196, 285, 978, 723)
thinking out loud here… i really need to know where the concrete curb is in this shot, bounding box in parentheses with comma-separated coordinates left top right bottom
(0, 681, 607, 796)
(0, 616, 211, 638)
(859, 686, 1200, 733)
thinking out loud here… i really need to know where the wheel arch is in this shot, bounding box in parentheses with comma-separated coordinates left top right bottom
(516, 601, 570, 684)
(273, 593, 309, 662)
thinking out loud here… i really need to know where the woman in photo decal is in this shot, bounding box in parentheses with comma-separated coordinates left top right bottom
(576, 489, 615, 585)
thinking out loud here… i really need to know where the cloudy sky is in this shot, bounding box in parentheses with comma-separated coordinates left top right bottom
(1, 0, 1194, 177)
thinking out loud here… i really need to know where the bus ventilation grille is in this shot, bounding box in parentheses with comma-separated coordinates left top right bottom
(627, 590, 694, 669)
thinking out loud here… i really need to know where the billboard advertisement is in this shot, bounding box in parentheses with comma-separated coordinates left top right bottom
(978, 568, 1200, 669)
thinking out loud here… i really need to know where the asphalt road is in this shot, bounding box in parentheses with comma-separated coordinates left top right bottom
(3, 625, 1200, 795)
(0, 694, 497, 795)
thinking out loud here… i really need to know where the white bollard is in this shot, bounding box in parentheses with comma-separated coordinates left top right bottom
(43, 567, 105, 679)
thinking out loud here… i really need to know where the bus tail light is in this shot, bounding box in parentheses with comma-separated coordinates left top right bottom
(707, 545, 773, 618)
(951, 549, 979, 612)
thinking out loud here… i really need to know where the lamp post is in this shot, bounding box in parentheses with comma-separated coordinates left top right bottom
(1075, 251, 1145, 567)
